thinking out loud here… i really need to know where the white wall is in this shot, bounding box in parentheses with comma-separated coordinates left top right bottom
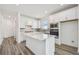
(20, 15, 33, 28)
(0, 11, 17, 44)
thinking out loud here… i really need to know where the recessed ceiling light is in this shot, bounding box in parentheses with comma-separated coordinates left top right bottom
(45, 10, 48, 14)
(8, 16, 11, 18)
(36, 16, 39, 18)
(16, 4, 19, 6)
(60, 4, 64, 6)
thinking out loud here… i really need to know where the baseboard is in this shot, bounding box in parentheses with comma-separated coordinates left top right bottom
(61, 43, 78, 49)
(55, 43, 77, 49)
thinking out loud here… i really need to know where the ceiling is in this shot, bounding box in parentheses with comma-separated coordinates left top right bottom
(0, 4, 78, 19)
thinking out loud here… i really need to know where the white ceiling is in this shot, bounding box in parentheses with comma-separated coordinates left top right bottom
(0, 4, 77, 19)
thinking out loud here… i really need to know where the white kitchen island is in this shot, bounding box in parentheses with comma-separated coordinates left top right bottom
(21, 32, 55, 55)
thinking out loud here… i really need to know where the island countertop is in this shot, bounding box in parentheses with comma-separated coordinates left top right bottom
(21, 32, 51, 40)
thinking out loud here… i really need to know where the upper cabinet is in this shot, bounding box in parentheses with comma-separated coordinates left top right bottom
(62, 7, 77, 21)
(49, 6, 78, 23)
(20, 15, 40, 28)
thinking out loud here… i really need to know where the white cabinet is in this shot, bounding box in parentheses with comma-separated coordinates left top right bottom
(49, 7, 78, 23)
(49, 15, 54, 23)
(49, 11, 64, 23)
(20, 16, 39, 28)
(49, 14, 59, 23)
(32, 20, 37, 28)
(62, 7, 77, 21)
(20, 16, 27, 28)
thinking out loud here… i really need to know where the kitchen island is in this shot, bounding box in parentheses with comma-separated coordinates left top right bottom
(20, 32, 55, 55)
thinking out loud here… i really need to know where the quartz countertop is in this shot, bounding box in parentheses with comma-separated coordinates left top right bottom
(21, 32, 50, 40)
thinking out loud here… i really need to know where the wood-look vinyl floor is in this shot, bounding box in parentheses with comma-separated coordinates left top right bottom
(0, 36, 34, 55)
(55, 44, 79, 55)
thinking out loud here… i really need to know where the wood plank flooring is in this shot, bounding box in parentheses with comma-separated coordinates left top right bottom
(55, 44, 79, 55)
(0, 36, 34, 55)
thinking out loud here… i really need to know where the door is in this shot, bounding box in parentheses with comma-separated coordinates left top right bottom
(60, 20, 78, 47)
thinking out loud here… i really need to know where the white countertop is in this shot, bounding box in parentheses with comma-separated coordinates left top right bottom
(21, 32, 50, 40)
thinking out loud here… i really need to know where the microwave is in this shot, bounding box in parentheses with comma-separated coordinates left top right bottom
(50, 23, 58, 28)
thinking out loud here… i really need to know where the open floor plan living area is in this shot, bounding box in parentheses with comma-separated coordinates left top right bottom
(0, 4, 79, 55)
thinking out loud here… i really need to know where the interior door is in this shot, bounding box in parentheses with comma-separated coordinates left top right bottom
(60, 20, 78, 47)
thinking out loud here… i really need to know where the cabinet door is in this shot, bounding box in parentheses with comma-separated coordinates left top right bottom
(49, 15, 55, 23)
(49, 7, 77, 23)
(53, 14, 59, 23)
(32, 20, 38, 28)
(63, 7, 77, 20)
(49, 14, 60, 23)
